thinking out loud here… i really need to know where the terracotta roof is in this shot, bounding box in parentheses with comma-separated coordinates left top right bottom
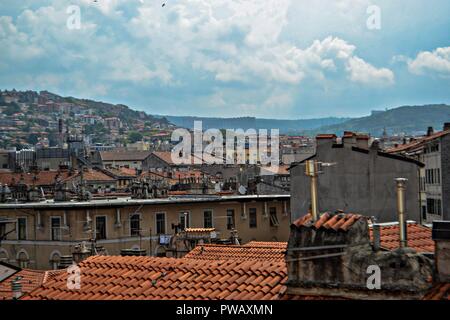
(0, 170, 71, 186)
(423, 283, 450, 300)
(0, 269, 46, 300)
(105, 167, 137, 177)
(316, 134, 337, 139)
(100, 151, 151, 162)
(61, 169, 116, 182)
(369, 222, 434, 253)
(244, 241, 288, 249)
(292, 212, 364, 232)
(23, 255, 287, 300)
(153, 152, 204, 166)
(185, 244, 286, 262)
(184, 228, 215, 233)
(152, 151, 176, 165)
(386, 129, 450, 154)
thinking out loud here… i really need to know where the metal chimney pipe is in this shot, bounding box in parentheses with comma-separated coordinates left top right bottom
(395, 178, 408, 248)
(11, 276, 22, 300)
(306, 160, 319, 221)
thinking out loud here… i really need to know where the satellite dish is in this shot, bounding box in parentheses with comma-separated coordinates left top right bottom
(238, 185, 247, 195)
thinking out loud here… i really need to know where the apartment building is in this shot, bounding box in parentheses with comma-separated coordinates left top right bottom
(290, 132, 423, 223)
(0, 194, 290, 270)
(387, 123, 450, 222)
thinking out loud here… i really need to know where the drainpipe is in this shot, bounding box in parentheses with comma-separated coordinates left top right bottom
(395, 178, 408, 248)
(305, 160, 319, 221)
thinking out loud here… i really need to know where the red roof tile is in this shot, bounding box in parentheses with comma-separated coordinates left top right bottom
(386, 129, 450, 154)
(316, 134, 337, 139)
(369, 222, 434, 253)
(423, 283, 450, 300)
(185, 244, 286, 262)
(0, 269, 46, 300)
(22, 256, 287, 300)
(0, 170, 71, 186)
(62, 169, 116, 182)
(244, 241, 288, 249)
(292, 212, 364, 232)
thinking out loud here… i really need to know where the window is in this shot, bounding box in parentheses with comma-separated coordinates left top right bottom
(249, 208, 257, 228)
(203, 210, 213, 228)
(17, 217, 26, 240)
(155, 213, 166, 234)
(51, 217, 62, 241)
(226, 209, 235, 230)
(427, 198, 442, 215)
(95, 216, 107, 240)
(130, 214, 141, 236)
(179, 212, 190, 230)
(17, 251, 29, 268)
(50, 252, 61, 270)
(270, 207, 280, 227)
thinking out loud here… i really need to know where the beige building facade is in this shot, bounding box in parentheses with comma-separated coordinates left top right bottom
(0, 195, 290, 270)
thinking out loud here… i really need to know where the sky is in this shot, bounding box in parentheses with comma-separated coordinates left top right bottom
(0, 0, 449, 119)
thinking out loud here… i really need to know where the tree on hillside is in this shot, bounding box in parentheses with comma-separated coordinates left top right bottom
(27, 133, 39, 145)
(128, 131, 143, 143)
(3, 102, 21, 116)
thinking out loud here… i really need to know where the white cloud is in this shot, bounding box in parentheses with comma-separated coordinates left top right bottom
(0, 0, 407, 118)
(347, 56, 395, 85)
(408, 47, 450, 78)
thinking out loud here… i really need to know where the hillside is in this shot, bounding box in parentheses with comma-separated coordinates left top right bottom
(163, 116, 349, 134)
(306, 104, 450, 137)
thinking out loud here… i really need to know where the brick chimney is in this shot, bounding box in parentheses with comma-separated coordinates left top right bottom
(444, 123, 450, 132)
(342, 131, 357, 147)
(286, 211, 434, 299)
(315, 134, 337, 146)
(427, 127, 434, 136)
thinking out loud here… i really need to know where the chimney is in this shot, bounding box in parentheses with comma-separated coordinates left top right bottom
(356, 135, 370, 149)
(342, 131, 357, 148)
(372, 223, 381, 251)
(305, 160, 320, 221)
(315, 134, 337, 146)
(427, 126, 434, 136)
(11, 276, 22, 300)
(432, 221, 450, 282)
(444, 123, 450, 132)
(395, 178, 408, 248)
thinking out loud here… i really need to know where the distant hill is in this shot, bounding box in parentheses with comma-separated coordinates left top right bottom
(0, 90, 171, 127)
(162, 116, 350, 134)
(61, 94, 171, 127)
(306, 104, 450, 137)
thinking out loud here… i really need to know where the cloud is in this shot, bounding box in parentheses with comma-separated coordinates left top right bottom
(347, 56, 395, 85)
(408, 47, 450, 78)
(0, 0, 448, 118)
